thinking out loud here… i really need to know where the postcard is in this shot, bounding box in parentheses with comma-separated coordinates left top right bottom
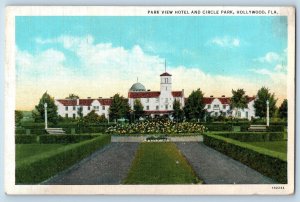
(5, 6, 295, 195)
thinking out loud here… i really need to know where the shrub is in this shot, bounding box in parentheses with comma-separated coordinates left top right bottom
(16, 134, 111, 184)
(39, 134, 99, 144)
(213, 132, 284, 142)
(267, 125, 285, 132)
(15, 135, 37, 144)
(203, 133, 287, 183)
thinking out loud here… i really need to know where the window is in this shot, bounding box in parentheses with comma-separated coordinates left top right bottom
(215, 112, 218, 116)
(146, 106, 149, 110)
(165, 98, 168, 103)
(93, 106, 99, 111)
(65, 114, 68, 118)
(156, 98, 159, 103)
(73, 114, 76, 119)
(213, 104, 219, 109)
(165, 86, 167, 90)
(207, 105, 211, 109)
(237, 111, 241, 118)
(65, 106, 68, 111)
(73, 106, 76, 111)
(102, 106, 105, 110)
(165, 105, 168, 110)
(223, 105, 226, 109)
(246, 111, 249, 118)
(156, 105, 159, 110)
(88, 106, 90, 110)
(146, 98, 149, 103)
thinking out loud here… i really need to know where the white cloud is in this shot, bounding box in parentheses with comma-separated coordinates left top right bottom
(256, 52, 281, 63)
(16, 35, 286, 110)
(210, 36, 240, 48)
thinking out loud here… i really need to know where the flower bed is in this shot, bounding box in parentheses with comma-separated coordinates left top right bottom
(106, 119, 206, 135)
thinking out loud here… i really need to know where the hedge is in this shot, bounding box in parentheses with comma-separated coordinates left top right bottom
(203, 133, 287, 183)
(267, 125, 285, 132)
(203, 123, 250, 132)
(16, 134, 111, 184)
(15, 135, 37, 144)
(39, 134, 98, 144)
(213, 132, 284, 142)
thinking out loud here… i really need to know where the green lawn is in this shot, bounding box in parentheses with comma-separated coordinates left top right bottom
(16, 144, 65, 163)
(123, 142, 202, 184)
(246, 141, 287, 154)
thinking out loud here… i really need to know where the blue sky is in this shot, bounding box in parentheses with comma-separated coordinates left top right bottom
(15, 16, 288, 110)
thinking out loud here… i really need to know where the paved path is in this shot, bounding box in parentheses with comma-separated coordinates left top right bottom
(43, 143, 139, 185)
(176, 142, 275, 184)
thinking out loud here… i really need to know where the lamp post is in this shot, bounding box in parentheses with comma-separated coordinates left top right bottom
(266, 100, 269, 127)
(44, 103, 48, 129)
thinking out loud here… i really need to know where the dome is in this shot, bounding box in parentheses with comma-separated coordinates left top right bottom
(129, 82, 146, 92)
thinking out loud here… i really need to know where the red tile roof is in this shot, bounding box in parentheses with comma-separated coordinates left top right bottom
(57, 98, 113, 106)
(56, 99, 77, 106)
(128, 91, 160, 98)
(160, 72, 172, 76)
(79, 99, 94, 106)
(218, 97, 231, 105)
(203, 97, 215, 104)
(172, 91, 183, 97)
(247, 96, 256, 102)
(98, 98, 113, 106)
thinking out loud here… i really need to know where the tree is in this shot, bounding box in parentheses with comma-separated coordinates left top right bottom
(77, 106, 83, 119)
(66, 93, 79, 99)
(230, 89, 248, 118)
(109, 94, 130, 121)
(183, 89, 205, 121)
(133, 99, 144, 120)
(173, 99, 184, 122)
(278, 99, 288, 119)
(82, 110, 107, 124)
(32, 92, 58, 124)
(15, 110, 23, 126)
(254, 87, 277, 118)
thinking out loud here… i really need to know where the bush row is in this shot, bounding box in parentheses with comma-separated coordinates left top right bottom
(39, 134, 98, 144)
(204, 123, 285, 132)
(203, 134, 287, 183)
(212, 132, 284, 142)
(15, 135, 37, 144)
(16, 126, 109, 135)
(267, 125, 285, 132)
(16, 134, 111, 184)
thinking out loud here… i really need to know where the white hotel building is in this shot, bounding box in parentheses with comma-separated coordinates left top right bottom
(55, 71, 256, 120)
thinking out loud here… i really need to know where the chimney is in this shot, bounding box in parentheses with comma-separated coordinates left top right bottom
(210, 95, 213, 98)
(182, 89, 184, 97)
(147, 89, 150, 91)
(110, 97, 113, 98)
(76, 98, 79, 105)
(222, 95, 225, 97)
(87, 97, 91, 99)
(98, 97, 102, 99)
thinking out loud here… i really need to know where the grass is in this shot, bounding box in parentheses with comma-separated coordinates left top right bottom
(123, 142, 202, 184)
(16, 144, 65, 163)
(245, 141, 287, 154)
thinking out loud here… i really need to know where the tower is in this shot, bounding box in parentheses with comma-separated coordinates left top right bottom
(160, 59, 172, 95)
(160, 72, 172, 95)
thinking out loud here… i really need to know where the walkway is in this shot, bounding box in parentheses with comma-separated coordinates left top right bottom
(176, 142, 275, 184)
(43, 143, 139, 185)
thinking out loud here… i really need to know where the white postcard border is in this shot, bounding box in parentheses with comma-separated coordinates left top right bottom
(5, 6, 295, 195)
